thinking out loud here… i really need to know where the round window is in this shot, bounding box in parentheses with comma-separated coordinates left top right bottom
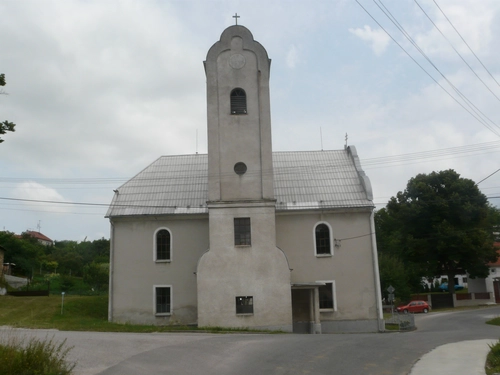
(234, 162, 247, 175)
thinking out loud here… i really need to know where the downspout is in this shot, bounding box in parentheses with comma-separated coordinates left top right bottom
(108, 220, 115, 322)
(370, 211, 384, 331)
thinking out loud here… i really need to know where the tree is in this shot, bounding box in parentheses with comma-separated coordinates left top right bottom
(83, 262, 109, 292)
(0, 73, 16, 143)
(375, 207, 426, 297)
(378, 252, 413, 302)
(0, 231, 46, 277)
(378, 169, 498, 294)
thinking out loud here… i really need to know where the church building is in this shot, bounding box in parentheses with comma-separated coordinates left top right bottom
(106, 24, 383, 333)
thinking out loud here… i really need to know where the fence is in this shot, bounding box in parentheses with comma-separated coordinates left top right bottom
(453, 292, 493, 307)
(431, 293, 454, 309)
(6, 280, 50, 297)
(385, 311, 415, 331)
(410, 292, 494, 308)
(7, 290, 49, 297)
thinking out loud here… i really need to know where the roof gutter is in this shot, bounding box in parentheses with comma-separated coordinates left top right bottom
(108, 220, 115, 322)
(370, 210, 384, 331)
(347, 146, 373, 201)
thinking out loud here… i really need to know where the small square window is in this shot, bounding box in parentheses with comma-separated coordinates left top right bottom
(234, 218, 251, 246)
(236, 296, 253, 314)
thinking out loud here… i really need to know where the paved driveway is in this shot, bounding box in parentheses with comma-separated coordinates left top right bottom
(3, 305, 500, 374)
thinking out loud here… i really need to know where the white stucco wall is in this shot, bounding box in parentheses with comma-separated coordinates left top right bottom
(468, 267, 499, 294)
(276, 209, 379, 325)
(197, 203, 293, 331)
(109, 208, 380, 331)
(110, 215, 209, 325)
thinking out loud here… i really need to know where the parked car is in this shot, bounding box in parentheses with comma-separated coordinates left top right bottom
(396, 300, 430, 314)
(439, 283, 464, 292)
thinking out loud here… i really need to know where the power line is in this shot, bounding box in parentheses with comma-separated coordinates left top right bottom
(476, 169, 500, 186)
(432, 0, 500, 88)
(354, 0, 500, 137)
(414, 0, 500, 104)
(372, 0, 500, 135)
(1, 141, 499, 187)
(1, 192, 498, 213)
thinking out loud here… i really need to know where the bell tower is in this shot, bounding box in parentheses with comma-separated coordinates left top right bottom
(205, 25, 274, 202)
(197, 24, 292, 331)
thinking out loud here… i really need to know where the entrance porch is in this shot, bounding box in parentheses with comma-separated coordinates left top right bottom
(291, 283, 323, 334)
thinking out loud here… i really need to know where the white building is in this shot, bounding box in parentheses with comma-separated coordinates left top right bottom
(468, 244, 500, 303)
(106, 24, 383, 333)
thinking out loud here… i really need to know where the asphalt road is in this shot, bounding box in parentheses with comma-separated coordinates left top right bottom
(3, 306, 500, 375)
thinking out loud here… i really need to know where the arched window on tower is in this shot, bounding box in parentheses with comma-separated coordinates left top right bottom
(230, 88, 247, 114)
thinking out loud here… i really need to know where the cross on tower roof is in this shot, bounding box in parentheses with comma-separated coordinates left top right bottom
(233, 13, 240, 25)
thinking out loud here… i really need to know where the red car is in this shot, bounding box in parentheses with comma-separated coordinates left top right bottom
(396, 300, 430, 314)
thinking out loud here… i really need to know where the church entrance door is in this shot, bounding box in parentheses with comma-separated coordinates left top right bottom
(291, 285, 321, 334)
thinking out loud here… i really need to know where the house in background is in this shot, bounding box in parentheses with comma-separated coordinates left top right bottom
(469, 243, 500, 303)
(14, 230, 54, 247)
(23, 231, 53, 246)
(422, 274, 468, 290)
(106, 24, 383, 333)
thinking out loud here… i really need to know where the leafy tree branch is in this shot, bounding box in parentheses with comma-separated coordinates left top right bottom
(0, 73, 16, 143)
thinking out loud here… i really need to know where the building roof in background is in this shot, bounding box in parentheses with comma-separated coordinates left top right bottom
(106, 147, 374, 218)
(24, 231, 53, 243)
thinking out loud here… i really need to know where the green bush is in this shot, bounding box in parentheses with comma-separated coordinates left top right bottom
(486, 340, 500, 374)
(59, 275, 75, 292)
(0, 334, 75, 375)
(83, 262, 109, 292)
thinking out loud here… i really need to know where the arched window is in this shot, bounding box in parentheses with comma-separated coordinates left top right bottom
(315, 223, 332, 256)
(155, 229, 171, 261)
(230, 88, 247, 114)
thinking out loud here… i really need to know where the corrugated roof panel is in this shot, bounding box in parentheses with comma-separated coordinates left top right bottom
(106, 149, 374, 217)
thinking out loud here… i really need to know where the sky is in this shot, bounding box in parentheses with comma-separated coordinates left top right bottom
(1, 0, 499, 242)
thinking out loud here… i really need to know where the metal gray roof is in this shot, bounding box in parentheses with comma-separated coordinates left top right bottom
(106, 147, 374, 218)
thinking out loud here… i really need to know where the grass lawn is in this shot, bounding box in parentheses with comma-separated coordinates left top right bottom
(487, 316, 500, 327)
(0, 295, 118, 331)
(0, 295, 278, 333)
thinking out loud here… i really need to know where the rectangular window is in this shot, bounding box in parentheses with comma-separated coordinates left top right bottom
(318, 281, 335, 311)
(236, 296, 253, 314)
(234, 218, 251, 246)
(155, 286, 171, 315)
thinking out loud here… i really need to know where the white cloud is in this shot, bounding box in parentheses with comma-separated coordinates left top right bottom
(349, 25, 390, 56)
(11, 182, 71, 214)
(413, 0, 500, 60)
